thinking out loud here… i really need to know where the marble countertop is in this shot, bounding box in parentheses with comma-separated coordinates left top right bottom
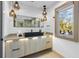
(4, 33, 25, 41)
(4, 32, 53, 41)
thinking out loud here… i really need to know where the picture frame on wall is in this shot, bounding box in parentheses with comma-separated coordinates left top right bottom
(55, 1, 79, 42)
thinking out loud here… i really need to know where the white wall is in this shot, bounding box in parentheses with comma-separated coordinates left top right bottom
(49, 1, 79, 58)
(3, 1, 43, 38)
(3, 2, 10, 38)
(53, 37, 79, 58)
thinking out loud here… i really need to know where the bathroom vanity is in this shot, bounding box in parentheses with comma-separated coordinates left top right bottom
(3, 32, 53, 58)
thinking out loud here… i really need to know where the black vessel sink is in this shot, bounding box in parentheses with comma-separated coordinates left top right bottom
(24, 32, 44, 37)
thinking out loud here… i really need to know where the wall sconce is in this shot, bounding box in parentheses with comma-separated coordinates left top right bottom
(9, 9, 16, 17)
(14, 1, 20, 10)
(41, 5, 47, 22)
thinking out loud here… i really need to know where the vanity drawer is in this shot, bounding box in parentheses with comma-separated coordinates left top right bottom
(5, 39, 24, 58)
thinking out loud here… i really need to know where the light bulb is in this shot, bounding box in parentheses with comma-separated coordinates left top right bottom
(9, 9, 16, 17)
(14, 1, 20, 9)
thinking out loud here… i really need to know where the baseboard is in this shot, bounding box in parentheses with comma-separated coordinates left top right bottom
(53, 50, 64, 58)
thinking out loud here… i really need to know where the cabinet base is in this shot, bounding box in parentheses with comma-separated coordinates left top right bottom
(21, 48, 52, 58)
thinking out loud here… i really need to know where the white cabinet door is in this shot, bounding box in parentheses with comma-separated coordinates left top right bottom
(24, 37, 40, 55)
(30, 37, 38, 54)
(18, 39, 25, 57)
(45, 36, 52, 49)
(33, 36, 46, 52)
(24, 38, 31, 55)
(36, 37, 41, 52)
(41, 37, 47, 50)
(36, 36, 47, 51)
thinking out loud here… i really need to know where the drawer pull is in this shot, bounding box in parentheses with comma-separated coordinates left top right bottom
(47, 41, 50, 43)
(12, 48, 20, 51)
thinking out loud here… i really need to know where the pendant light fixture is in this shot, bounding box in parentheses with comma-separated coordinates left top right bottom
(9, 1, 20, 27)
(9, 1, 20, 17)
(9, 9, 16, 17)
(14, 1, 20, 9)
(41, 5, 47, 22)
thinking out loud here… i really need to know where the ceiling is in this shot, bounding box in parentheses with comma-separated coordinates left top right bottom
(10, 1, 61, 10)
(19, 1, 60, 9)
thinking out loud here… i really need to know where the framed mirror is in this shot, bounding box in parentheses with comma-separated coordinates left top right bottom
(14, 15, 40, 27)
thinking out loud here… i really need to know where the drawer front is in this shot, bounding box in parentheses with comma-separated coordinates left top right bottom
(5, 44, 12, 58)
(12, 40, 24, 58)
(5, 40, 24, 58)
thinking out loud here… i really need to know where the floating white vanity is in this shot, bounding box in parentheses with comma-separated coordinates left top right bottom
(3, 32, 53, 58)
